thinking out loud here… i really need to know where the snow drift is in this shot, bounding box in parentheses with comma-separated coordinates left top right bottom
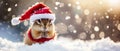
(0, 37, 120, 51)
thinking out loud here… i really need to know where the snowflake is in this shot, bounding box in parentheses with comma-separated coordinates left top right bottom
(117, 24, 120, 31)
(68, 3, 71, 7)
(15, 4, 17, 7)
(84, 9, 90, 15)
(99, 32, 105, 38)
(94, 26, 99, 32)
(8, 8, 12, 12)
(65, 16, 71, 20)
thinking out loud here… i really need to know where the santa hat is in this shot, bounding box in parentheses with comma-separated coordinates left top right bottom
(11, 3, 55, 25)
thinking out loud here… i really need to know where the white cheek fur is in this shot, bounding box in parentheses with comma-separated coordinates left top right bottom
(32, 23, 55, 31)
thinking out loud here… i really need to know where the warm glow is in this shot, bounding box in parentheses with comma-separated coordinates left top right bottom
(109, 0, 119, 4)
(108, 0, 120, 6)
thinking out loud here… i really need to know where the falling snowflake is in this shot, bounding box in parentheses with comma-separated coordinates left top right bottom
(106, 16, 109, 19)
(106, 25, 109, 29)
(59, 3, 64, 7)
(8, 8, 12, 12)
(55, 2, 60, 6)
(65, 16, 71, 20)
(73, 30, 77, 33)
(112, 29, 115, 32)
(94, 26, 99, 32)
(68, 3, 71, 7)
(84, 9, 90, 15)
(85, 22, 88, 25)
(75, 14, 82, 24)
(95, 20, 98, 24)
(24, 21, 29, 26)
(54, 7, 58, 10)
(90, 34, 95, 39)
(6, 3, 8, 5)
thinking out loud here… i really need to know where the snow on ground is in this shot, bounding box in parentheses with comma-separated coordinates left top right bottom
(0, 37, 120, 51)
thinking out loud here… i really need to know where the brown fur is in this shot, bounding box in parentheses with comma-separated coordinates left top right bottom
(24, 19, 56, 45)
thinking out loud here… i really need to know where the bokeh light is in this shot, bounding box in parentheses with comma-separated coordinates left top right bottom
(8, 8, 12, 12)
(0, 0, 120, 42)
(108, 0, 120, 6)
(94, 26, 99, 32)
(99, 31, 105, 38)
(78, 32, 87, 40)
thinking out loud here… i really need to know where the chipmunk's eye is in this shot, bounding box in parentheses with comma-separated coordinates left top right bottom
(36, 19, 41, 24)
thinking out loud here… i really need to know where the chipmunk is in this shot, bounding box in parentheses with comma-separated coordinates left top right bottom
(11, 3, 56, 45)
(24, 19, 56, 45)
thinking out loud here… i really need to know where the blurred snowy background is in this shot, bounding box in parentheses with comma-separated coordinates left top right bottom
(0, 0, 120, 42)
(0, 0, 120, 51)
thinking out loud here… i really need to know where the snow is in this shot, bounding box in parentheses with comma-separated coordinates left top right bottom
(0, 0, 120, 51)
(0, 37, 120, 51)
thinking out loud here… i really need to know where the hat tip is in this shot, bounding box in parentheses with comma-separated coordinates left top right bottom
(11, 17, 20, 25)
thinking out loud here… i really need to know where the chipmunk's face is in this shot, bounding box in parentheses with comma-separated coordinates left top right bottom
(31, 18, 55, 38)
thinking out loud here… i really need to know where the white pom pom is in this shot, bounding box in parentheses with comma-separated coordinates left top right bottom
(11, 17, 20, 25)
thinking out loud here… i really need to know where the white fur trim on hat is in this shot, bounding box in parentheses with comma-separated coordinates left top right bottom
(11, 17, 20, 25)
(30, 14, 56, 23)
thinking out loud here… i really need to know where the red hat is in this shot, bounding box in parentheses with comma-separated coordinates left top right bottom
(11, 3, 55, 25)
